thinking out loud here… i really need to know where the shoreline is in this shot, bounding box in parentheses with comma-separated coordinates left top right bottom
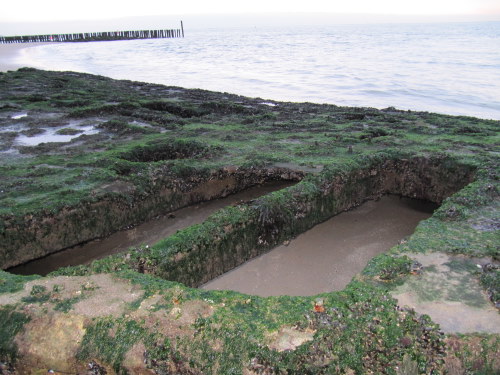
(0, 68, 498, 373)
(0, 43, 48, 72)
(0, 31, 498, 120)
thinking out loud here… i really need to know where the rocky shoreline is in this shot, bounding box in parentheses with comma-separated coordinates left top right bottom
(0, 68, 498, 374)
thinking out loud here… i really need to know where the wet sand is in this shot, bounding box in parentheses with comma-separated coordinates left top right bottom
(0, 43, 46, 72)
(202, 195, 437, 296)
(8, 181, 292, 276)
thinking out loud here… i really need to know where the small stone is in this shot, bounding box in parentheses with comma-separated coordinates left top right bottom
(170, 307, 182, 317)
(410, 261, 423, 275)
(82, 281, 93, 290)
(314, 298, 325, 313)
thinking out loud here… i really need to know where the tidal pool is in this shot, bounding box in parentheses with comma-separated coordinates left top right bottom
(201, 195, 438, 296)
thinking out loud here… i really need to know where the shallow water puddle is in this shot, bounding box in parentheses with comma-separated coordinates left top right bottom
(9, 181, 293, 276)
(202, 195, 437, 296)
(392, 252, 500, 334)
(11, 112, 28, 120)
(15, 125, 99, 146)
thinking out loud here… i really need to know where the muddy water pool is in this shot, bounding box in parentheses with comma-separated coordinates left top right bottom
(9, 181, 293, 276)
(201, 195, 438, 296)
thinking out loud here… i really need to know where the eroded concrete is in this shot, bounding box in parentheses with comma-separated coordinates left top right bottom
(392, 252, 500, 333)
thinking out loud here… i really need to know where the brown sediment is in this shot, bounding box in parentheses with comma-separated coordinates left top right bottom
(201, 195, 437, 296)
(144, 155, 475, 289)
(8, 180, 294, 276)
(1, 167, 303, 270)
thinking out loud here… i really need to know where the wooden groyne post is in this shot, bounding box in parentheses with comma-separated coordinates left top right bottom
(0, 22, 185, 44)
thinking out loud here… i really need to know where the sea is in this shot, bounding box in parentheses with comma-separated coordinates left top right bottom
(14, 21, 500, 120)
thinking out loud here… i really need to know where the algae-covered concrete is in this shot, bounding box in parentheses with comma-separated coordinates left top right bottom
(0, 68, 499, 374)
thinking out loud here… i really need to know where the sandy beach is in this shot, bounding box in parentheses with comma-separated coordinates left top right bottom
(0, 43, 47, 72)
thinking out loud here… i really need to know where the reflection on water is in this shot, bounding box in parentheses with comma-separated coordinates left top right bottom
(16, 125, 98, 146)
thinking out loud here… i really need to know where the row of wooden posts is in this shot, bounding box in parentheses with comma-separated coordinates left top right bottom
(0, 23, 184, 44)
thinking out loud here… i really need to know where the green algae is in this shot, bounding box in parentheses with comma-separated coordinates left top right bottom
(0, 68, 499, 373)
(0, 270, 39, 294)
(0, 306, 30, 365)
(362, 254, 415, 284)
(1, 68, 497, 221)
(480, 266, 500, 307)
(77, 318, 147, 373)
(445, 334, 500, 374)
(67, 274, 445, 374)
(52, 294, 86, 313)
(21, 284, 51, 304)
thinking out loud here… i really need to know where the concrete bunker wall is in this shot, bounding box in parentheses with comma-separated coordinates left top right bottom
(132, 154, 476, 287)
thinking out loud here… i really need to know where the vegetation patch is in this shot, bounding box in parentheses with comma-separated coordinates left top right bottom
(21, 284, 51, 304)
(362, 254, 418, 284)
(55, 127, 82, 135)
(444, 334, 500, 374)
(120, 138, 218, 162)
(480, 264, 500, 308)
(0, 306, 30, 366)
(0, 270, 39, 294)
(77, 318, 147, 373)
(0, 68, 498, 373)
(96, 118, 154, 135)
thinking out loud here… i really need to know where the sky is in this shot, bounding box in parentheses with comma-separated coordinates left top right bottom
(1, 0, 499, 34)
(2, 0, 499, 21)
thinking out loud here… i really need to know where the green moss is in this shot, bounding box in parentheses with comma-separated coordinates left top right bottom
(0, 270, 39, 294)
(120, 138, 219, 163)
(55, 127, 82, 135)
(402, 215, 498, 258)
(446, 334, 500, 374)
(53, 295, 86, 312)
(480, 266, 499, 307)
(230, 282, 445, 374)
(21, 284, 51, 304)
(363, 254, 415, 284)
(1, 67, 495, 219)
(0, 306, 30, 365)
(77, 318, 147, 374)
(0, 68, 499, 373)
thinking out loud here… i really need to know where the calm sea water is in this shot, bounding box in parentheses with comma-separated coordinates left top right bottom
(17, 22, 500, 119)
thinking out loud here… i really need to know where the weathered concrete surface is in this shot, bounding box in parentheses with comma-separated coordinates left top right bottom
(392, 252, 500, 334)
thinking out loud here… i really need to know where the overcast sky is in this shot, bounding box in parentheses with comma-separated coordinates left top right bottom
(3, 0, 500, 21)
(1, 0, 499, 34)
